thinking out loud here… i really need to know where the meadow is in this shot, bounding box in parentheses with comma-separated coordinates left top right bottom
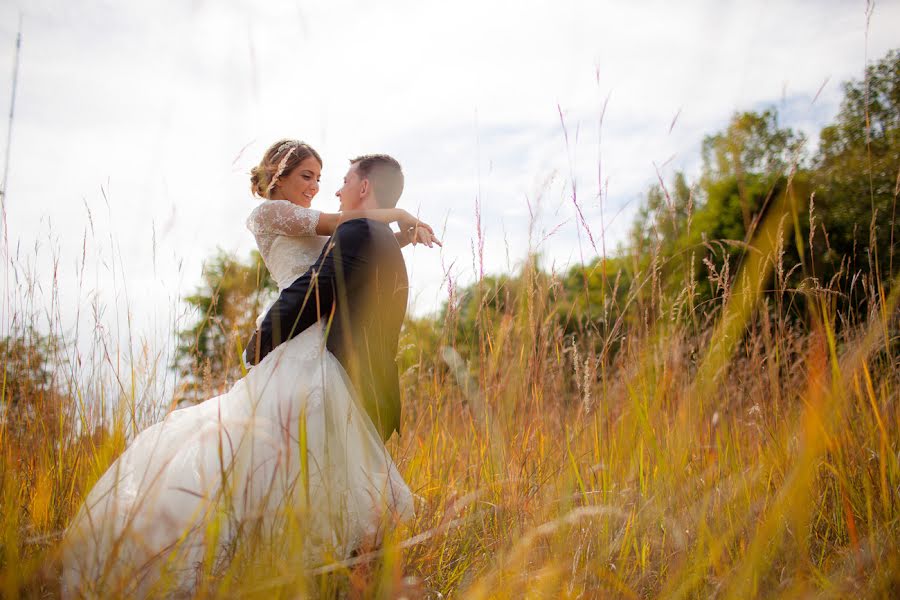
(2, 51, 899, 599)
(2, 192, 899, 598)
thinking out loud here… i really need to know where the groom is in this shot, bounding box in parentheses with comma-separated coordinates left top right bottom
(245, 154, 409, 441)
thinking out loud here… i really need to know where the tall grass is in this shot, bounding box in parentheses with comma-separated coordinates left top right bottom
(1, 173, 899, 599)
(398, 193, 898, 597)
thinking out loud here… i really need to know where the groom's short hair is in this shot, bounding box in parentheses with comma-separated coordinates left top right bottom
(351, 154, 404, 208)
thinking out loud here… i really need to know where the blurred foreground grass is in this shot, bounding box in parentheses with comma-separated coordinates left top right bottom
(2, 48, 900, 598)
(1, 194, 898, 598)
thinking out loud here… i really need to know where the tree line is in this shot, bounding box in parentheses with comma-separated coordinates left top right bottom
(4, 49, 895, 416)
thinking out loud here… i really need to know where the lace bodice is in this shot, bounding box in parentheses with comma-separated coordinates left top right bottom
(246, 200, 328, 291)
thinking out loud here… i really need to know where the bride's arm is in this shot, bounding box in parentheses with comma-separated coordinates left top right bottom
(318, 208, 441, 248)
(248, 201, 440, 246)
(316, 208, 429, 236)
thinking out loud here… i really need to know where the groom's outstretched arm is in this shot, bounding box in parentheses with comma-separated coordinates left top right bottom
(246, 219, 370, 365)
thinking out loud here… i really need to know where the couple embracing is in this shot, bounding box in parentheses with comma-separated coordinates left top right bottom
(61, 140, 440, 597)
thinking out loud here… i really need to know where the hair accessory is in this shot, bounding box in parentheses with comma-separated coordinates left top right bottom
(266, 145, 297, 197)
(276, 140, 299, 155)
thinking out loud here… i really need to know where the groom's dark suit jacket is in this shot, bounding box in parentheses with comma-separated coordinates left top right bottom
(246, 219, 408, 441)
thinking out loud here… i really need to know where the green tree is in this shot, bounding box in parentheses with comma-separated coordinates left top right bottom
(629, 171, 696, 307)
(698, 108, 806, 239)
(0, 323, 68, 441)
(554, 255, 634, 336)
(631, 109, 806, 307)
(630, 171, 694, 259)
(625, 49, 900, 324)
(173, 249, 276, 402)
(813, 48, 899, 284)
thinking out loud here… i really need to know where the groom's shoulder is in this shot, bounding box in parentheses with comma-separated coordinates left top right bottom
(333, 218, 373, 244)
(336, 218, 394, 243)
(333, 219, 399, 258)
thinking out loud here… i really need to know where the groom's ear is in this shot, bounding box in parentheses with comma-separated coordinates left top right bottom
(359, 177, 370, 200)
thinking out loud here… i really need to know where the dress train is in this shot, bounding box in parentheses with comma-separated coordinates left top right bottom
(61, 322, 414, 597)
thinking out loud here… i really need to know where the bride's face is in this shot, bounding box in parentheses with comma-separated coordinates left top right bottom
(273, 156, 321, 207)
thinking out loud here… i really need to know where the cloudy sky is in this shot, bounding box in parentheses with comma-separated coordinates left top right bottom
(1, 0, 898, 366)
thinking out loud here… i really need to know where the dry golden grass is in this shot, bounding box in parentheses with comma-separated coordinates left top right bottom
(1, 185, 899, 598)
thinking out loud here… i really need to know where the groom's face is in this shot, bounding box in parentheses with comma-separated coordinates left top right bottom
(336, 164, 365, 211)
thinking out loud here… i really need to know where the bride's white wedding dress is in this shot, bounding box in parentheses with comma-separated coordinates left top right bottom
(61, 200, 414, 597)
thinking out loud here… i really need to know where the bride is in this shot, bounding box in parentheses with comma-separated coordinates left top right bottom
(61, 139, 437, 598)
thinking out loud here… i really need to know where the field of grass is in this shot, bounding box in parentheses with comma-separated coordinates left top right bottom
(1, 180, 899, 599)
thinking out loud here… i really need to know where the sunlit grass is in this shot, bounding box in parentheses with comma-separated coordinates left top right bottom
(1, 175, 899, 599)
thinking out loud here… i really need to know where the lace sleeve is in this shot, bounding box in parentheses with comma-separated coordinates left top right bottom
(246, 200, 322, 237)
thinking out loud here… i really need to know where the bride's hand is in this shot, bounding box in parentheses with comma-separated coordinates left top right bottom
(397, 210, 435, 237)
(399, 224, 441, 248)
(413, 227, 442, 247)
(396, 210, 441, 247)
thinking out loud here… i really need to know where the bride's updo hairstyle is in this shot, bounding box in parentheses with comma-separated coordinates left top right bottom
(250, 139, 323, 199)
